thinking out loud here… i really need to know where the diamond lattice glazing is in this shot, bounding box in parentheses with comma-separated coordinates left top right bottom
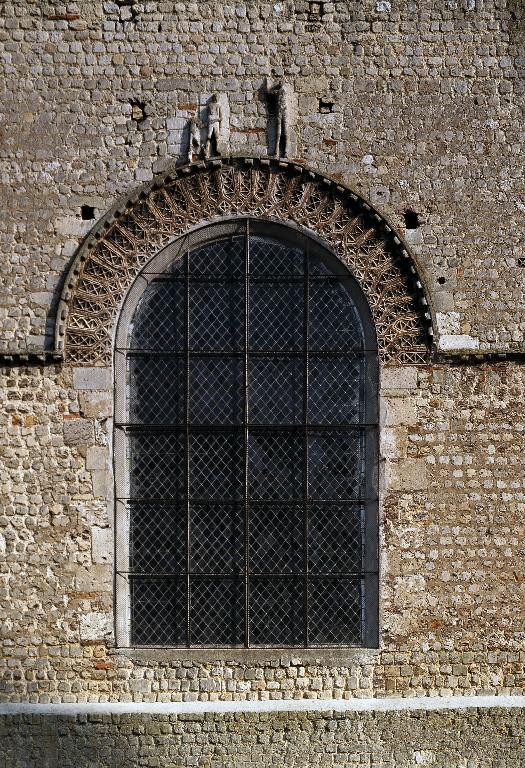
(123, 225, 377, 647)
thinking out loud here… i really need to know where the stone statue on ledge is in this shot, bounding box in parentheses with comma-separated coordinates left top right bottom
(266, 79, 296, 158)
(186, 115, 203, 163)
(205, 93, 223, 158)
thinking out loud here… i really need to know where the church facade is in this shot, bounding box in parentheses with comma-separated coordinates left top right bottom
(2, 1, 525, 765)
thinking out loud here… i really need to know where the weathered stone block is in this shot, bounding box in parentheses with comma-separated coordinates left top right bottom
(381, 367, 418, 391)
(63, 418, 94, 447)
(438, 335, 480, 351)
(80, 392, 112, 418)
(387, 459, 428, 491)
(79, 611, 112, 641)
(91, 470, 111, 499)
(73, 368, 111, 391)
(86, 446, 108, 471)
(383, 398, 418, 427)
(91, 526, 112, 565)
(74, 565, 112, 592)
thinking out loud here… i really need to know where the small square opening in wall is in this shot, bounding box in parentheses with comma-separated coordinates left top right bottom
(130, 100, 146, 123)
(319, 98, 335, 114)
(403, 209, 420, 230)
(81, 205, 95, 221)
(308, 2, 325, 20)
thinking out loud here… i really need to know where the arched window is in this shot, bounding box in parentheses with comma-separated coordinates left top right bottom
(115, 219, 378, 648)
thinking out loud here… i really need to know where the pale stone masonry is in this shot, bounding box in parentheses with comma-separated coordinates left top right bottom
(2, 362, 525, 703)
(2, 0, 525, 765)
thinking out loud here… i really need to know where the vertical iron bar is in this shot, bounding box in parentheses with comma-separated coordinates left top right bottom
(303, 236, 310, 648)
(185, 242, 191, 647)
(244, 219, 250, 647)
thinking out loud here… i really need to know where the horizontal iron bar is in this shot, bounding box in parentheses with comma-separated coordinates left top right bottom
(134, 274, 362, 282)
(119, 348, 375, 356)
(119, 497, 376, 504)
(120, 570, 372, 583)
(117, 423, 378, 432)
(120, 497, 376, 505)
(123, 643, 364, 650)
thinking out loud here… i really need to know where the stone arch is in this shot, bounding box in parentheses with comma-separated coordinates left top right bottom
(56, 156, 433, 365)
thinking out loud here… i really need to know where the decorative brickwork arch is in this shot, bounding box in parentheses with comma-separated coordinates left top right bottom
(56, 157, 433, 365)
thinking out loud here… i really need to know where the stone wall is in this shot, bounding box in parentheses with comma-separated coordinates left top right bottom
(2, 359, 524, 703)
(1, 1, 525, 353)
(2, 2, 525, 762)
(2, 707, 525, 767)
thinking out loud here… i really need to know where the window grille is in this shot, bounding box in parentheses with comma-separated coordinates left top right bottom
(115, 219, 378, 647)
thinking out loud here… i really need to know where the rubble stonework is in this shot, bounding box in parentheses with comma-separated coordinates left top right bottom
(3, 708, 525, 767)
(2, 0, 525, 763)
(1, 362, 525, 703)
(2, 2, 525, 353)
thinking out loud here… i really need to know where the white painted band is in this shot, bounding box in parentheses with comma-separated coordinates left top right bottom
(1, 695, 525, 717)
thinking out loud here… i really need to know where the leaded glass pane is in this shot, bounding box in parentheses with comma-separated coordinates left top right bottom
(309, 280, 363, 351)
(189, 356, 244, 425)
(190, 503, 244, 574)
(130, 503, 186, 574)
(131, 280, 185, 351)
(248, 433, 303, 500)
(123, 223, 377, 648)
(249, 504, 303, 574)
(308, 578, 362, 644)
(249, 356, 303, 425)
(190, 577, 244, 646)
(308, 356, 362, 425)
(131, 578, 186, 646)
(249, 282, 303, 351)
(249, 578, 304, 645)
(129, 433, 185, 500)
(190, 281, 244, 351)
(129, 355, 185, 425)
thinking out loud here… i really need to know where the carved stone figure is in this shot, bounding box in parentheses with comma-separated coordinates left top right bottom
(267, 80, 295, 158)
(187, 115, 203, 163)
(205, 94, 223, 158)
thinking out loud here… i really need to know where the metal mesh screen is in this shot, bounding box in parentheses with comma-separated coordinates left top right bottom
(117, 221, 378, 647)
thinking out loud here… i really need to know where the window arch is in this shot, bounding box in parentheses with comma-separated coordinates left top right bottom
(115, 218, 378, 648)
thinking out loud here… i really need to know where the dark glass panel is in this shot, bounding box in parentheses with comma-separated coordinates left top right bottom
(249, 235, 303, 276)
(131, 280, 185, 351)
(189, 432, 244, 501)
(190, 237, 245, 277)
(308, 504, 363, 574)
(249, 281, 303, 351)
(308, 578, 361, 644)
(130, 502, 186, 574)
(190, 280, 244, 352)
(190, 503, 244, 574)
(131, 577, 186, 646)
(249, 356, 303, 425)
(249, 578, 304, 645)
(129, 355, 185, 425)
(249, 504, 303, 574)
(190, 577, 244, 645)
(248, 433, 303, 500)
(308, 356, 362, 425)
(308, 432, 363, 500)
(190, 356, 244, 425)
(129, 433, 185, 500)
(309, 280, 363, 351)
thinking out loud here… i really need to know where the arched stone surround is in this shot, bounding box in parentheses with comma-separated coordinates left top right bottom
(56, 156, 433, 366)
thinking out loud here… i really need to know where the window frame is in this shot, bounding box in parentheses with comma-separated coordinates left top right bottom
(114, 217, 379, 650)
